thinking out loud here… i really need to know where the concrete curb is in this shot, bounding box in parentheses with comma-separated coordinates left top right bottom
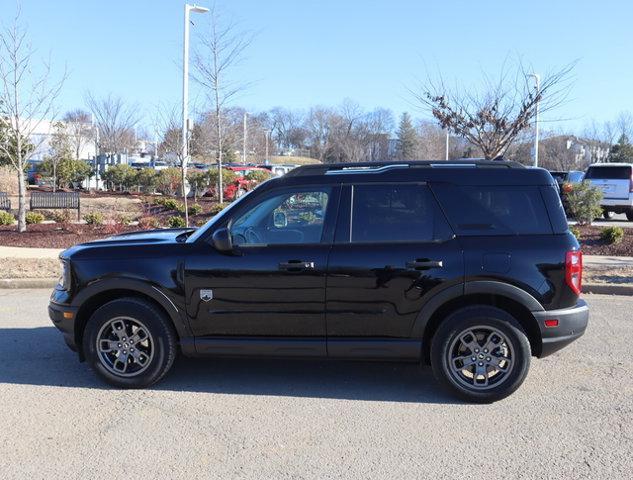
(582, 283, 633, 296)
(0, 278, 58, 289)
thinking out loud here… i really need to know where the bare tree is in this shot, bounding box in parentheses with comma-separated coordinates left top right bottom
(85, 92, 140, 161)
(154, 103, 183, 164)
(62, 109, 93, 160)
(0, 9, 65, 232)
(193, 4, 253, 202)
(412, 60, 576, 159)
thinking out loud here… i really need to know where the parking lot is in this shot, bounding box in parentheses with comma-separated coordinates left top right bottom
(1, 290, 631, 479)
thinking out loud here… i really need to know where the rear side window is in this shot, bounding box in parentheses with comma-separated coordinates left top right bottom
(350, 184, 452, 243)
(585, 166, 632, 179)
(433, 185, 552, 235)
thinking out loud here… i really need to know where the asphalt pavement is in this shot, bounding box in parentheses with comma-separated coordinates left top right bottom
(0, 290, 631, 479)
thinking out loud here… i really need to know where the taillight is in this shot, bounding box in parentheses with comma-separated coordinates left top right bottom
(629, 173, 633, 192)
(565, 250, 582, 295)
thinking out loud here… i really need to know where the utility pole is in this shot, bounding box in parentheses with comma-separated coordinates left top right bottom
(264, 129, 269, 165)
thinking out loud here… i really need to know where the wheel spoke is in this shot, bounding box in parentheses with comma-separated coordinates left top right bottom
(488, 354, 512, 372)
(453, 355, 476, 370)
(458, 330, 480, 353)
(113, 353, 129, 373)
(130, 349, 150, 366)
(99, 339, 118, 353)
(482, 332, 502, 353)
(473, 364, 489, 386)
(129, 327, 148, 346)
(111, 320, 126, 339)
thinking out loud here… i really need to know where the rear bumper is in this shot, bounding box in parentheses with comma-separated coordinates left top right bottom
(533, 299, 589, 357)
(49, 301, 79, 352)
(600, 197, 633, 209)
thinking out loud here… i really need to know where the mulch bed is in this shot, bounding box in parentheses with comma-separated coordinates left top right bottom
(0, 224, 141, 249)
(575, 225, 633, 256)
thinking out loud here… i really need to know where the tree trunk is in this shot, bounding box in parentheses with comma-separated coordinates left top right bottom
(17, 168, 27, 233)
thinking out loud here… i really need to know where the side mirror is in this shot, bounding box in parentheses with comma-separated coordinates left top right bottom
(273, 211, 287, 228)
(212, 227, 233, 252)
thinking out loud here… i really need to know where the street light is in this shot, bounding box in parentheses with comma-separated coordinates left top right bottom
(527, 73, 540, 168)
(182, 3, 208, 227)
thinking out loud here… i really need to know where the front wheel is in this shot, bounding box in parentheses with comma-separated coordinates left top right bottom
(83, 298, 177, 388)
(431, 306, 531, 403)
(603, 209, 615, 220)
(626, 211, 633, 222)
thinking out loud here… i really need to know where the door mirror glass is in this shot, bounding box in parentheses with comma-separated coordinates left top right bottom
(212, 227, 233, 252)
(273, 211, 287, 228)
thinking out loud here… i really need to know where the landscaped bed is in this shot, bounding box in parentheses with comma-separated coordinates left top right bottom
(574, 225, 633, 256)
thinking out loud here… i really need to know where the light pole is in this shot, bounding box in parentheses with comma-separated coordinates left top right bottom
(527, 73, 540, 167)
(242, 111, 248, 164)
(264, 129, 270, 165)
(182, 4, 208, 226)
(445, 130, 449, 160)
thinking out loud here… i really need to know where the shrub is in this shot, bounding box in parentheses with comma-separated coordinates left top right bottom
(162, 198, 182, 211)
(570, 226, 581, 239)
(156, 168, 182, 196)
(101, 164, 137, 191)
(208, 203, 226, 216)
(25, 211, 45, 224)
(0, 211, 15, 225)
(565, 181, 603, 225)
(188, 203, 203, 215)
(136, 168, 159, 193)
(84, 211, 105, 226)
(115, 214, 132, 226)
(601, 226, 624, 245)
(138, 216, 161, 230)
(167, 215, 187, 228)
(51, 209, 72, 224)
(245, 169, 272, 183)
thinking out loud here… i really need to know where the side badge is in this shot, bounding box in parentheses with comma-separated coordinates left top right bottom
(200, 289, 213, 302)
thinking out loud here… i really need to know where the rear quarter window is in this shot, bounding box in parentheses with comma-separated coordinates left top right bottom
(432, 184, 553, 235)
(585, 166, 632, 179)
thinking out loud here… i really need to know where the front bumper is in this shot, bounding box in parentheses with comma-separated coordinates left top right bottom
(533, 299, 589, 357)
(49, 300, 79, 352)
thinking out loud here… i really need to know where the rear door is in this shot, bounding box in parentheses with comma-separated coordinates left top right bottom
(585, 165, 632, 200)
(325, 183, 463, 350)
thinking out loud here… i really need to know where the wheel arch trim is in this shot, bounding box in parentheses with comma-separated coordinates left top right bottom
(411, 280, 543, 338)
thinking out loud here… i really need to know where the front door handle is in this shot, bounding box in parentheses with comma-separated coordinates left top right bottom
(406, 259, 443, 270)
(279, 260, 315, 272)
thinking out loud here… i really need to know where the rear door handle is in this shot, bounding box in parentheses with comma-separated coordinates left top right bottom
(279, 260, 315, 272)
(406, 259, 443, 270)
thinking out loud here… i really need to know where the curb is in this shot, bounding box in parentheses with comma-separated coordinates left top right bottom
(0, 278, 58, 289)
(582, 283, 633, 296)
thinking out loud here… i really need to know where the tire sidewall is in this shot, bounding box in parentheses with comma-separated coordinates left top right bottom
(83, 298, 175, 388)
(431, 306, 531, 403)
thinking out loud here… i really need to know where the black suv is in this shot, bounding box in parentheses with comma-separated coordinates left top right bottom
(49, 160, 589, 402)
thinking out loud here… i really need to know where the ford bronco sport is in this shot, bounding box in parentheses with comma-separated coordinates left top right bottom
(49, 160, 589, 402)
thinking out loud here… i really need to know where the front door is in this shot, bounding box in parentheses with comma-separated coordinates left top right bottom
(326, 183, 463, 343)
(184, 185, 339, 341)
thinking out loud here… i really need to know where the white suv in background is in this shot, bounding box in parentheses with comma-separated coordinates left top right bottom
(585, 163, 633, 220)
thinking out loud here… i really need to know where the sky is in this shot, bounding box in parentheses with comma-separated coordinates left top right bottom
(2, 0, 632, 134)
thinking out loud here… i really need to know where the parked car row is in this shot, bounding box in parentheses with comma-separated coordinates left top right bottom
(549, 163, 633, 220)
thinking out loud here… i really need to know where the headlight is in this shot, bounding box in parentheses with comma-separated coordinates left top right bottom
(59, 260, 71, 290)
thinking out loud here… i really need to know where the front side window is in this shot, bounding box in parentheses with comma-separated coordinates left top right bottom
(230, 189, 330, 246)
(350, 184, 452, 243)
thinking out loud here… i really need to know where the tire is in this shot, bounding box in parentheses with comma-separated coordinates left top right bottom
(603, 209, 615, 220)
(430, 306, 531, 403)
(627, 211, 633, 222)
(83, 297, 177, 388)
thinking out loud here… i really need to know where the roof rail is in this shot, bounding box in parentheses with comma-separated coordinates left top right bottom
(285, 159, 525, 177)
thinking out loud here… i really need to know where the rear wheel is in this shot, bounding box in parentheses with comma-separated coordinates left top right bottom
(603, 209, 615, 220)
(83, 297, 177, 388)
(431, 306, 531, 403)
(627, 211, 633, 221)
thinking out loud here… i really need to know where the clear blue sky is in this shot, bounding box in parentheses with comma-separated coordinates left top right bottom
(3, 0, 632, 133)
